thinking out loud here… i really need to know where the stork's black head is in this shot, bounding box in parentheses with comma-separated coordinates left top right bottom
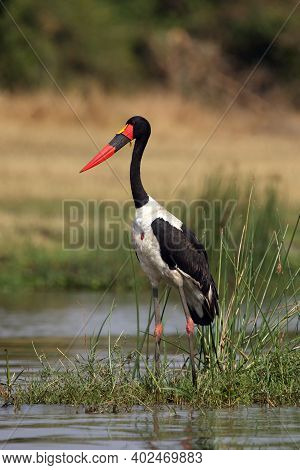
(80, 116, 151, 173)
(126, 116, 151, 140)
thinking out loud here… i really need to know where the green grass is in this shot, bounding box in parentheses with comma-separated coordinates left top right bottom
(1, 188, 299, 410)
(9, 347, 300, 411)
(0, 179, 299, 294)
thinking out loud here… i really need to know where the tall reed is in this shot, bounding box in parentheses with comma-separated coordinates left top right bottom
(190, 189, 298, 373)
(135, 184, 299, 375)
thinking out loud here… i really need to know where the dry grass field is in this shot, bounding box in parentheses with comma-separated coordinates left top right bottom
(0, 91, 299, 244)
(1, 89, 299, 205)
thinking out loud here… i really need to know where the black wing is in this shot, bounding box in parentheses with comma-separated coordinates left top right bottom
(151, 217, 219, 324)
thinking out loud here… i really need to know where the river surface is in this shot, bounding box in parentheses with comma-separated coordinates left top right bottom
(0, 291, 299, 450)
(0, 290, 191, 376)
(0, 405, 299, 450)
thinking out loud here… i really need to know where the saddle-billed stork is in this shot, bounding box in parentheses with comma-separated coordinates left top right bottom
(80, 116, 219, 385)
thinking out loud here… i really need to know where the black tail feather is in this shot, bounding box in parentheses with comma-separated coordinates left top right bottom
(188, 281, 219, 326)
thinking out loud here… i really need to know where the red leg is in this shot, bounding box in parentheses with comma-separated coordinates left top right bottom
(154, 322, 163, 341)
(186, 316, 194, 336)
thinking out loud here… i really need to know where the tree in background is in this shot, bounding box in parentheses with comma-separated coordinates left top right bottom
(0, 0, 299, 105)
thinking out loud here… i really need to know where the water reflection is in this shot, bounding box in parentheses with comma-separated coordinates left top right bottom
(0, 405, 299, 450)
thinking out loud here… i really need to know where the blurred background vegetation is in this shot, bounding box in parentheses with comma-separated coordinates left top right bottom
(0, 0, 299, 293)
(1, 0, 300, 105)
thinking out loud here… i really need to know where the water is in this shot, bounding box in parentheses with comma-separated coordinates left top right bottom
(0, 290, 184, 338)
(0, 405, 299, 450)
(0, 291, 299, 450)
(0, 290, 185, 377)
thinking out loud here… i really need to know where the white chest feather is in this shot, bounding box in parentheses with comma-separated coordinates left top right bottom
(131, 197, 183, 287)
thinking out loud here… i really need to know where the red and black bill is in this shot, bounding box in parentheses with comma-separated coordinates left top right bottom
(80, 124, 134, 173)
